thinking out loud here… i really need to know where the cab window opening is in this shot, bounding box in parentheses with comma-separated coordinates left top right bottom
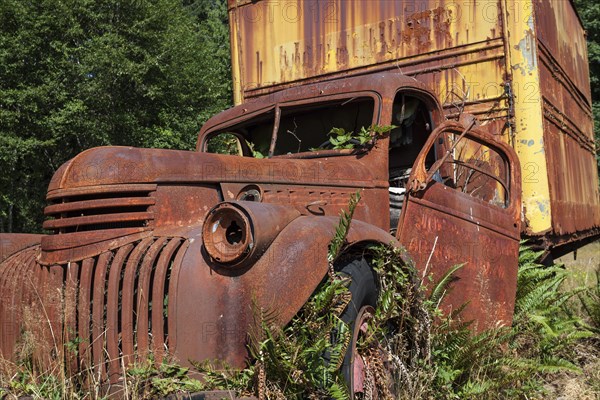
(203, 97, 376, 158)
(388, 92, 435, 233)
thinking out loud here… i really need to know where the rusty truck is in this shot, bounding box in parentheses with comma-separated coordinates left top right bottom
(1, 0, 599, 397)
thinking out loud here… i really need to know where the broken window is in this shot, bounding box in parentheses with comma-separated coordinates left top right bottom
(432, 133, 510, 208)
(202, 97, 375, 158)
(205, 110, 274, 158)
(274, 98, 374, 155)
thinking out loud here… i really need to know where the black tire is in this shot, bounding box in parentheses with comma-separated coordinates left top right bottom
(337, 257, 379, 398)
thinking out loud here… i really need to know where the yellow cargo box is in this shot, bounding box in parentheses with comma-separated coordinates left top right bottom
(227, 0, 600, 243)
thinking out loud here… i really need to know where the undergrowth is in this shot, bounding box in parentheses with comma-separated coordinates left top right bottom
(415, 244, 595, 400)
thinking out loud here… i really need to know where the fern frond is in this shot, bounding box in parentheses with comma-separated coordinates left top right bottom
(429, 264, 465, 307)
(328, 191, 361, 263)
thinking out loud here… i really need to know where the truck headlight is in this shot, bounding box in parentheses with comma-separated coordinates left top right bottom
(202, 201, 301, 269)
(202, 202, 253, 265)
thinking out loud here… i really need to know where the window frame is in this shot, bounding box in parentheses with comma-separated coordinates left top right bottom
(199, 91, 382, 159)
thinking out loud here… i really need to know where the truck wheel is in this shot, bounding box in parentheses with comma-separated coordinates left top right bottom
(338, 258, 379, 398)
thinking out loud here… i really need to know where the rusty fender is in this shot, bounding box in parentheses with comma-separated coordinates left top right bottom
(0, 233, 44, 263)
(173, 214, 398, 369)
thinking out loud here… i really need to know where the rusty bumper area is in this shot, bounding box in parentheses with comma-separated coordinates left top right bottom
(0, 237, 190, 383)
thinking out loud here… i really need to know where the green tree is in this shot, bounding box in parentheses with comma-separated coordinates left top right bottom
(0, 0, 231, 233)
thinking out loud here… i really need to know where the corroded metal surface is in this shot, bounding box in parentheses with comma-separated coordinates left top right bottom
(0, 233, 43, 263)
(228, 0, 508, 122)
(532, 0, 600, 236)
(400, 121, 522, 330)
(0, 236, 190, 384)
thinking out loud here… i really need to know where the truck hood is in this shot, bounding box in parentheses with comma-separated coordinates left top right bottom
(48, 146, 385, 194)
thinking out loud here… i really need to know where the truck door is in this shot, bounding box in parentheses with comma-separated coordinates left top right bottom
(397, 121, 522, 330)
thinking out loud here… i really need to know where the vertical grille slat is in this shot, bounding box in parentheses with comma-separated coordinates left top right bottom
(121, 238, 154, 367)
(47, 265, 65, 366)
(64, 261, 80, 375)
(106, 244, 135, 384)
(150, 238, 182, 362)
(78, 258, 94, 370)
(91, 251, 112, 381)
(166, 240, 190, 351)
(135, 237, 168, 360)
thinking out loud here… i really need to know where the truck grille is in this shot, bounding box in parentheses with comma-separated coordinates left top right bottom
(0, 237, 188, 385)
(43, 184, 156, 234)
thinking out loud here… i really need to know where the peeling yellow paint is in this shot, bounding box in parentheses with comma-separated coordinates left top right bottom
(506, 0, 552, 234)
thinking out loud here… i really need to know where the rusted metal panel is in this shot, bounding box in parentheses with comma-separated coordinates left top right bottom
(219, 182, 389, 230)
(400, 121, 522, 330)
(0, 236, 190, 383)
(401, 189, 520, 329)
(173, 217, 398, 369)
(532, 0, 600, 237)
(0, 233, 43, 263)
(229, 0, 510, 130)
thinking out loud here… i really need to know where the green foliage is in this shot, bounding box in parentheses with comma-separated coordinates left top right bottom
(126, 358, 204, 397)
(7, 368, 64, 400)
(513, 244, 592, 362)
(246, 277, 352, 399)
(421, 243, 594, 399)
(325, 125, 397, 150)
(364, 245, 432, 396)
(0, 0, 232, 233)
(343, 242, 596, 400)
(2, 353, 206, 399)
(328, 191, 361, 265)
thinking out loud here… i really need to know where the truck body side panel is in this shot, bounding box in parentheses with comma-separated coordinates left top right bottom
(532, 0, 600, 236)
(229, 0, 509, 132)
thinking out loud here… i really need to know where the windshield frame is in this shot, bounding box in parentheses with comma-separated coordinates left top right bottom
(199, 91, 381, 159)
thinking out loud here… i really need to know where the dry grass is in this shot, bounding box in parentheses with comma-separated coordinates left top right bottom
(558, 241, 600, 290)
(541, 340, 600, 400)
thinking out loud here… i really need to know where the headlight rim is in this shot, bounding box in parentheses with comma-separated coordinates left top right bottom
(202, 202, 254, 266)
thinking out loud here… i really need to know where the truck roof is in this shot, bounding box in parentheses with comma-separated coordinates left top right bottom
(197, 71, 439, 144)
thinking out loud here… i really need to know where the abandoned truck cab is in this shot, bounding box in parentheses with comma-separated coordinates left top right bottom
(197, 71, 522, 331)
(1, 0, 598, 396)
